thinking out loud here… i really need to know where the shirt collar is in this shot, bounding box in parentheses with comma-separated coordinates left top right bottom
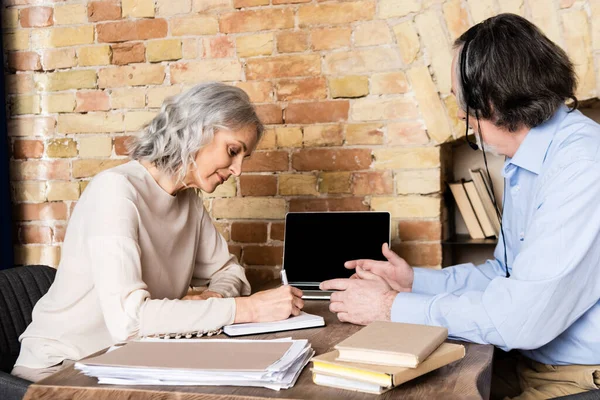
(504, 105, 568, 175)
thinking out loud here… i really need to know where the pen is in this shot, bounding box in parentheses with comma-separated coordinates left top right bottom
(281, 269, 289, 285)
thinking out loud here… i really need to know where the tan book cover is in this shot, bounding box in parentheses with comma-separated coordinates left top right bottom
(449, 181, 486, 239)
(79, 340, 293, 372)
(311, 342, 466, 392)
(334, 321, 448, 368)
(469, 168, 501, 235)
(463, 180, 496, 238)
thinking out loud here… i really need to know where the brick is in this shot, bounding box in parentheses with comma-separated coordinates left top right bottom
(236, 33, 273, 58)
(42, 93, 76, 113)
(171, 15, 218, 36)
(78, 46, 112, 67)
(325, 48, 401, 75)
(289, 197, 368, 212)
(310, 27, 351, 50)
(88, 1, 122, 22)
(378, 0, 419, 17)
(394, 242, 441, 266)
(157, 0, 191, 15)
(114, 136, 134, 156)
(15, 202, 68, 221)
(351, 171, 394, 195)
(563, 11, 596, 98)
(20, 6, 53, 28)
(285, 101, 349, 124)
(396, 169, 441, 194)
(111, 88, 146, 109)
(499, 0, 524, 14)
(592, 1, 600, 51)
(47, 181, 80, 201)
(34, 70, 97, 92)
(75, 91, 110, 112)
(42, 48, 77, 70)
(388, 121, 429, 145)
(371, 72, 408, 95)
(213, 198, 286, 219)
(146, 39, 182, 62)
(276, 77, 326, 101)
(111, 42, 145, 65)
(351, 98, 418, 121)
(181, 39, 199, 59)
(78, 136, 113, 158)
(54, 4, 87, 25)
(398, 220, 442, 241)
(354, 21, 392, 46)
(193, 0, 231, 12)
(529, 0, 561, 46)
(11, 95, 40, 115)
(125, 111, 157, 131)
(11, 160, 70, 181)
(408, 66, 453, 143)
(371, 196, 440, 218)
(122, 0, 155, 18)
(303, 124, 343, 147)
(6, 74, 35, 94)
(392, 21, 420, 64)
(2, 8, 19, 29)
(13, 139, 44, 159)
(58, 113, 123, 134)
(254, 104, 282, 125)
(242, 151, 288, 172)
(35, 26, 95, 48)
(171, 60, 242, 83)
(443, 95, 465, 138)
(318, 172, 351, 194)
(273, 0, 311, 4)
(14, 245, 61, 267)
(72, 159, 128, 178)
(345, 123, 383, 145)
(415, 10, 453, 94)
(8, 51, 41, 71)
(231, 222, 268, 243)
(53, 223, 67, 243)
(246, 54, 320, 80)
(201, 36, 234, 58)
(560, 0, 576, 7)
(298, 1, 375, 27)
(13, 181, 46, 203)
(98, 64, 165, 87)
(268, 223, 284, 241)
(242, 245, 283, 266)
(373, 147, 439, 169)
(147, 86, 181, 108)
(293, 149, 371, 171)
(19, 225, 52, 244)
(202, 176, 236, 198)
(234, 0, 269, 7)
(277, 31, 308, 53)
(4, 31, 29, 51)
(98, 19, 168, 43)
(234, 82, 273, 103)
(279, 173, 318, 195)
(8, 117, 56, 137)
(239, 175, 277, 196)
(275, 126, 302, 148)
(46, 138, 77, 158)
(443, 0, 470, 41)
(467, 0, 495, 24)
(329, 76, 368, 98)
(220, 9, 294, 33)
(256, 128, 276, 150)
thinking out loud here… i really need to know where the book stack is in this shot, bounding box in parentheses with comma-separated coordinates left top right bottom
(310, 321, 466, 394)
(448, 168, 501, 239)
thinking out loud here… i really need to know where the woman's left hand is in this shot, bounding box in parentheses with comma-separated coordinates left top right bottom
(182, 290, 224, 300)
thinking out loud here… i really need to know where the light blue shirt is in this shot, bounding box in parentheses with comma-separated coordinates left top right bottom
(391, 106, 600, 365)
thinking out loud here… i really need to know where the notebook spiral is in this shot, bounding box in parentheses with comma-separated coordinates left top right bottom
(142, 328, 223, 340)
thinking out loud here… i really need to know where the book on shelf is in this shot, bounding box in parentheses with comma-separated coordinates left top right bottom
(469, 168, 501, 235)
(448, 180, 486, 239)
(311, 343, 466, 394)
(463, 180, 497, 238)
(333, 321, 448, 368)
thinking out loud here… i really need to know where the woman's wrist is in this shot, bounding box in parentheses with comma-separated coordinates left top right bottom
(234, 297, 255, 323)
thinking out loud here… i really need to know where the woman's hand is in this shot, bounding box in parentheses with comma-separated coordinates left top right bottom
(343, 243, 414, 293)
(234, 285, 304, 323)
(182, 290, 223, 300)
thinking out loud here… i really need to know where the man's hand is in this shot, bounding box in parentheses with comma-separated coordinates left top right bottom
(345, 243, 414, 292)
(234, 285, 304, 323)
(182, 290, 223, 300)
(321, 267, 398, 325)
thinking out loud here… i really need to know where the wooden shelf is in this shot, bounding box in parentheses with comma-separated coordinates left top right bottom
(443, 234, 497, 245)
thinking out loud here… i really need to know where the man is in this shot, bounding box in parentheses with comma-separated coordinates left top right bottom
(321, 13, 600, 400)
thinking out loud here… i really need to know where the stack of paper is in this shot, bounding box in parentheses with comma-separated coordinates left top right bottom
(75, 338, 314, 390)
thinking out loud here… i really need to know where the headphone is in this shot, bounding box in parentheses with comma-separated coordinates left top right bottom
(459, 35, 510, 278)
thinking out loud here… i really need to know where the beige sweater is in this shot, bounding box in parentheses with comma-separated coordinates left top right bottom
(16, 160, 251, 369)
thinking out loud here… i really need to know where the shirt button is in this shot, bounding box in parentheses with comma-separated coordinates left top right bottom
(519, 231, 525, 241)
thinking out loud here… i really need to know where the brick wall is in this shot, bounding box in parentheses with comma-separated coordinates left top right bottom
(2, 0, 599, 284)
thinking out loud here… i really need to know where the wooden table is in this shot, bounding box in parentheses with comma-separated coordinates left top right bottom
(24, 301, 494, 400)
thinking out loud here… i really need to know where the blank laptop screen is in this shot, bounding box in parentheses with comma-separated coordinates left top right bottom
(283, 212, 391, 285)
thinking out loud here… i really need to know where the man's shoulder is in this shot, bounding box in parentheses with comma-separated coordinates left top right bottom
(551, 110, 600, 165)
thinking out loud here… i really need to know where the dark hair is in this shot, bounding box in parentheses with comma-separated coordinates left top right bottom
(454, 13, 578, 132)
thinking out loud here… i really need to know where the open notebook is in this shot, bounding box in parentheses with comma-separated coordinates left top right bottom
(223, 312, 325, 337)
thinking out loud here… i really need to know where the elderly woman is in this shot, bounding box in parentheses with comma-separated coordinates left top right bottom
(12, 82, 304, 382)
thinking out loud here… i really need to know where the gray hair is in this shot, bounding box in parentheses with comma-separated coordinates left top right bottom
(128, 82, 264, 181)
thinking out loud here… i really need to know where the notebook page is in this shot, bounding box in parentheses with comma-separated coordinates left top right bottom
(223, 312, 325, 336)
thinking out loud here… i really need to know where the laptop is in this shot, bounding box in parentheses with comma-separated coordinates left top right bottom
(282, 211, 391, 300)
